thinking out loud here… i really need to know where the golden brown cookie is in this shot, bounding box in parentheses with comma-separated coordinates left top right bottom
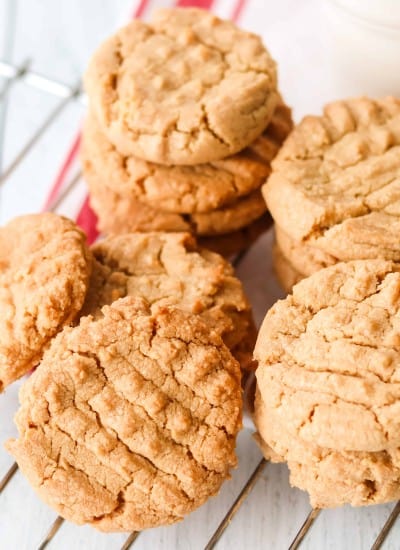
(0, 213, 92, 391)
(254, 388, 400, 508)
(275, 226, 336, 277)
(85, 171, 267, 237)
(6, 297, 242, 531)
(84, 8, 278, 165)
(272, 243, 303, 294)
(81, 102, 292, 214)
(81, 232, 255, 369)
(264, 97, 400, 261)
(254, 259, 400, 507)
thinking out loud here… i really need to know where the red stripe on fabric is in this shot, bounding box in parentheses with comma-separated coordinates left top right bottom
(231, 0, 247, 22)
(75, 196, 99, 244)
(42, 134, 81, 212)
(75, 202, 99, 243)
(175, 0, 214, 8)
(132, 0, 150, 18)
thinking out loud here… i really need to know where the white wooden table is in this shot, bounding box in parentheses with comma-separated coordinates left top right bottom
(1, 1, 400, 548)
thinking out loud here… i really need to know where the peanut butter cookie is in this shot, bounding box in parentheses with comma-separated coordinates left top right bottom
(81, 232, 255, 370)
(254, 259, 400, 507)
(0, 213, 91, 391)
(254, 389, 400, 508)
(6, 297, 242, 530)
(264, 97, 400, 261)
(81, 102, 292, 214)
(84, 8, 278, 165)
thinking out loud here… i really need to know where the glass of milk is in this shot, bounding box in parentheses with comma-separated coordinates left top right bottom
(324, 0, 400, 96)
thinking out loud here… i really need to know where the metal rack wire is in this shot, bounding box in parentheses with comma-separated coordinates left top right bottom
(0, 58, 400, 550)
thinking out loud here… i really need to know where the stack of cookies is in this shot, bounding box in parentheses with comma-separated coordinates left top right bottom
(81, 8, 293, 256)
(254, 260, 400, 508)
(263, 96, 400, 292)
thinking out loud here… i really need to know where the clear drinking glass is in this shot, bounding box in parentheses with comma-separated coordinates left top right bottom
(324, 0, 400, 96)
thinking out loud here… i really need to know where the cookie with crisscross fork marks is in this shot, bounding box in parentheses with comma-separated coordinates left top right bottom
(264, 96, 400, 262)
(6, 297, 242, 531)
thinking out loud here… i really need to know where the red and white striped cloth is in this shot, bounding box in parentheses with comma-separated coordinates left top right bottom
(42, 0, 251, 244)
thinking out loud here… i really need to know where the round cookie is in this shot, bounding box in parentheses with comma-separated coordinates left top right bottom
(84, 8, 278, 165)
(6, 297, 242, 531)
(272, 243, 303, 294)
(81, 232, 255, 369)
(85, 171, 267, 237)
(255, 259, 400, 507)
(275, 226, 336, 277)
(264, 97, 400, 261)
(254, 388, 400, 508)
(255, 259, 400, 455)
(81, 102, 292, 214)
(0, 213, 92, 390)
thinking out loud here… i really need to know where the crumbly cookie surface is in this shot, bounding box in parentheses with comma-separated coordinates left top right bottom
(84, 8, 278, 165)
(6, 297, 242, 531)
(0, 213, 91, 390)
(255, 260, 400, 453)
(264, 97, 400, 260)
(81, 103, 292, 214)
(82, 232, 254, 366)
(254, 389, 400, 508)
(85, 169, 267, 237)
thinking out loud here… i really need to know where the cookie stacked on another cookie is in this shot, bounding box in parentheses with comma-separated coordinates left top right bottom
(254, 260, 400, 508)
(263, 96, 400, 291)
(82, 7, 293, 256)
(81, 231, 257, 371)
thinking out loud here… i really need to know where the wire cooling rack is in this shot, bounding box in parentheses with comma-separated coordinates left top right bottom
(1, 58, 400, 550)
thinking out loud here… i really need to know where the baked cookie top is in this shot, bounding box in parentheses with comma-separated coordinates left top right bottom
(264, 97, 400, 260)
(0, 213, 91, 390)
(6, 297, 242, 531)
(255, 260, 400, 453)
(81, 102, 292, 213)
(82, 232, 252, 355)
(84, 8, 278, 165)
